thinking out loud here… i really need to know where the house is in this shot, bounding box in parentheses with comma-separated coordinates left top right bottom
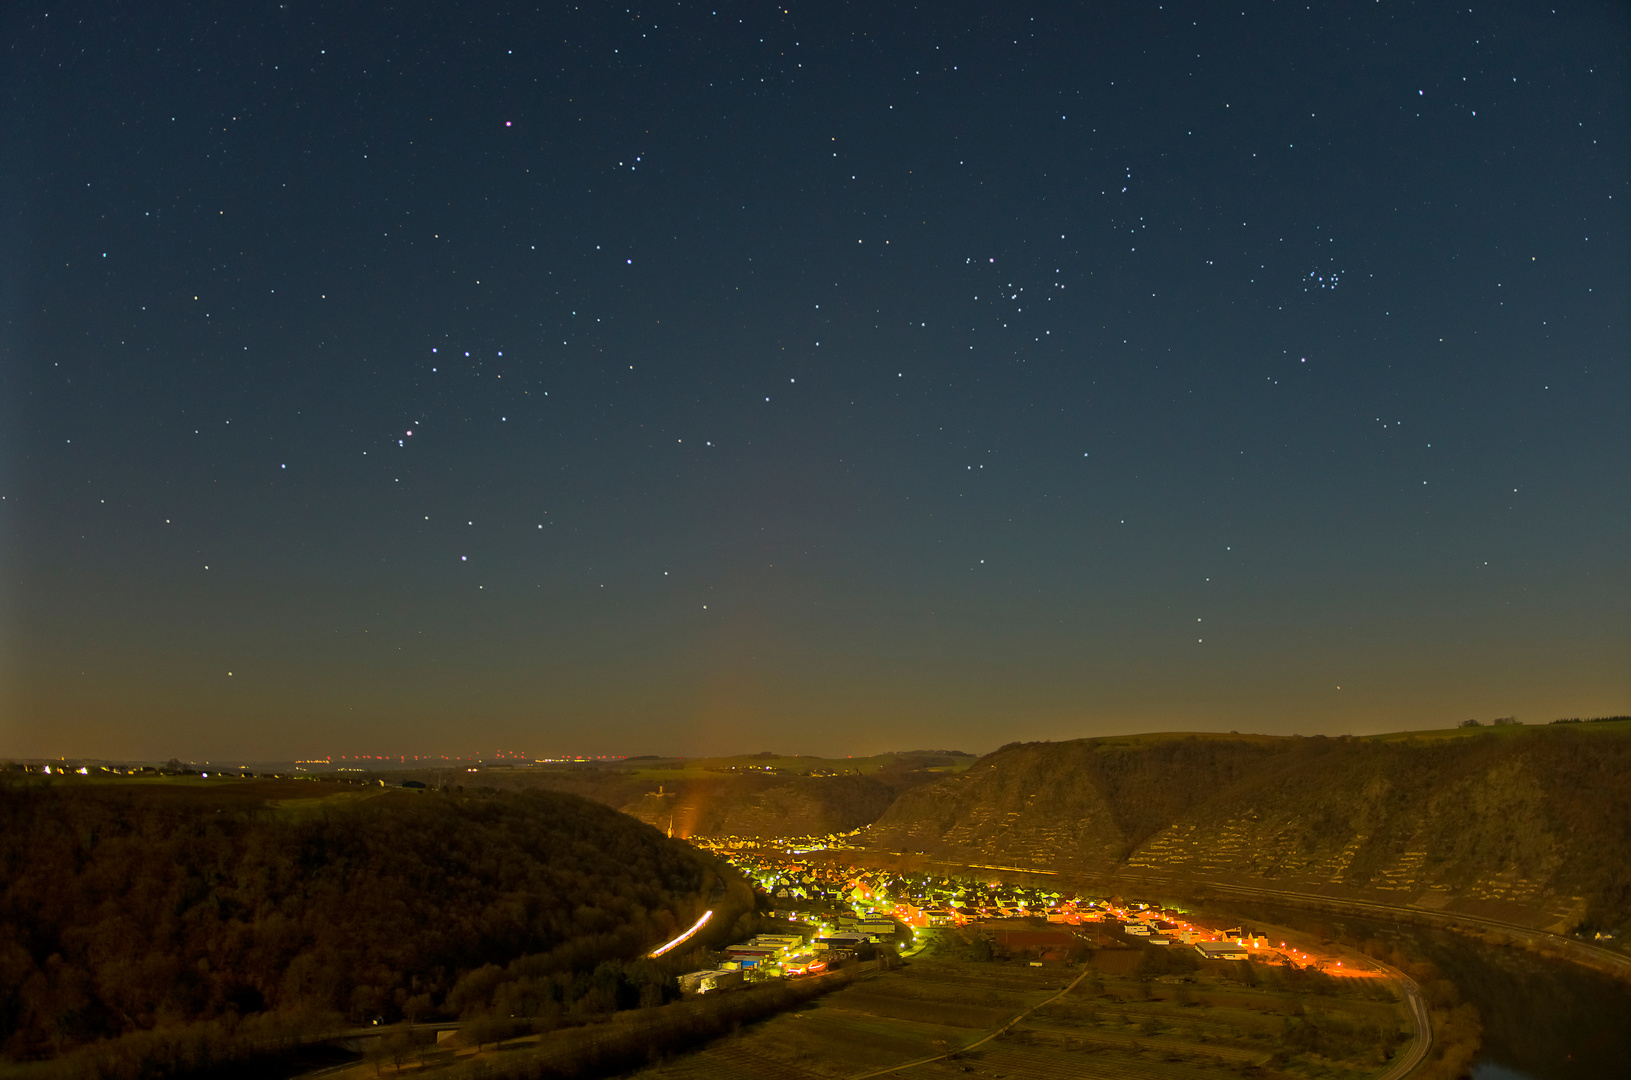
(1195, 941, 1249, 961)
(680, 969, 745, 994)
(679, 970, 714, 993)
(814, 933, 868, 951)
(705, 969, 744, 992)
(724, 945, 779, 967)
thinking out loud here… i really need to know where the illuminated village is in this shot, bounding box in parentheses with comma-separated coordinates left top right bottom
(680, 833, 1366, 993)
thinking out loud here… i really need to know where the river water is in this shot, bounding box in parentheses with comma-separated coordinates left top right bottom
(1210, 902, 1631, 1079)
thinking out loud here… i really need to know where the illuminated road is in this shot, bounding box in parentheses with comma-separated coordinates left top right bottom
(1189, 878, 1631, 978)
(648, 909, 713, 958)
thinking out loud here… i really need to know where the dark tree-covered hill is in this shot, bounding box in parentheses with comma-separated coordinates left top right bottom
(0, 781, 733, 1063)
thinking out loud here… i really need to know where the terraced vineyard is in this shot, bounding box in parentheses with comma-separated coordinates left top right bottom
(626, 947, 1410, 1080)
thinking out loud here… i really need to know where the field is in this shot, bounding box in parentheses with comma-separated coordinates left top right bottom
(624, 940, 1409, 1080)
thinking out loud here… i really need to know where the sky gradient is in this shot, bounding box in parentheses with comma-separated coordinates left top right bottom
(3, 1, 1627, 760)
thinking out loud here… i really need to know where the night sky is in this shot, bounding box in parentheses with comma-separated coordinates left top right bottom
(2, 2, 1626, 761)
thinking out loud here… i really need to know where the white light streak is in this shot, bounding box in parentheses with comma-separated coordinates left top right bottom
(648, 909, 713, 958)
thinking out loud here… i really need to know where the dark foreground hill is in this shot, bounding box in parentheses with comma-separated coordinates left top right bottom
(0, 779, 740, 1066)
(864, 724, 1631, 935)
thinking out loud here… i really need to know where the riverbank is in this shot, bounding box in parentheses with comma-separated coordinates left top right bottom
(1177, 878, 1631, 985)
(1198, 900, 1631, 1079)
(823, 850, 1631, 985)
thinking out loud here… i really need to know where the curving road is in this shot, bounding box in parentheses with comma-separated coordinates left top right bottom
(1370, 960, 1432, 1080)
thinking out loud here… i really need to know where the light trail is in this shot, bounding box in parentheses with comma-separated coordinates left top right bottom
(648, 909, 712, 958)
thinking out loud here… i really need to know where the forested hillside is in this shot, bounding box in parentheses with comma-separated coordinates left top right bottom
(619, 773, 901, 838)
(400, 754, 964, 839)
(865, 725, 1631, 936)
(0, 780, 741, 1064)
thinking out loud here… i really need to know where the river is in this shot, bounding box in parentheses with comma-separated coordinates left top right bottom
(1207, 901, 1631, 1079)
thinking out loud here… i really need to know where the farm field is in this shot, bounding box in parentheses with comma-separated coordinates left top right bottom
(625, 939, 1410, 1080)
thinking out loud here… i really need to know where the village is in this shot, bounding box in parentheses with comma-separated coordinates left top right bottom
(679, 836, 1367, 996)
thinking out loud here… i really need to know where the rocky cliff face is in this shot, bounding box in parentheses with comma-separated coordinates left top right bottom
(865, 727, 1631, 933)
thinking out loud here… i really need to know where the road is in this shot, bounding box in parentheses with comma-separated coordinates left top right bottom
(326, 1021, 460, 1042)
(1185, 878, 1631, 979)
(291, 1021, 462, 1078)
(1369, 959, 1432, 1080)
